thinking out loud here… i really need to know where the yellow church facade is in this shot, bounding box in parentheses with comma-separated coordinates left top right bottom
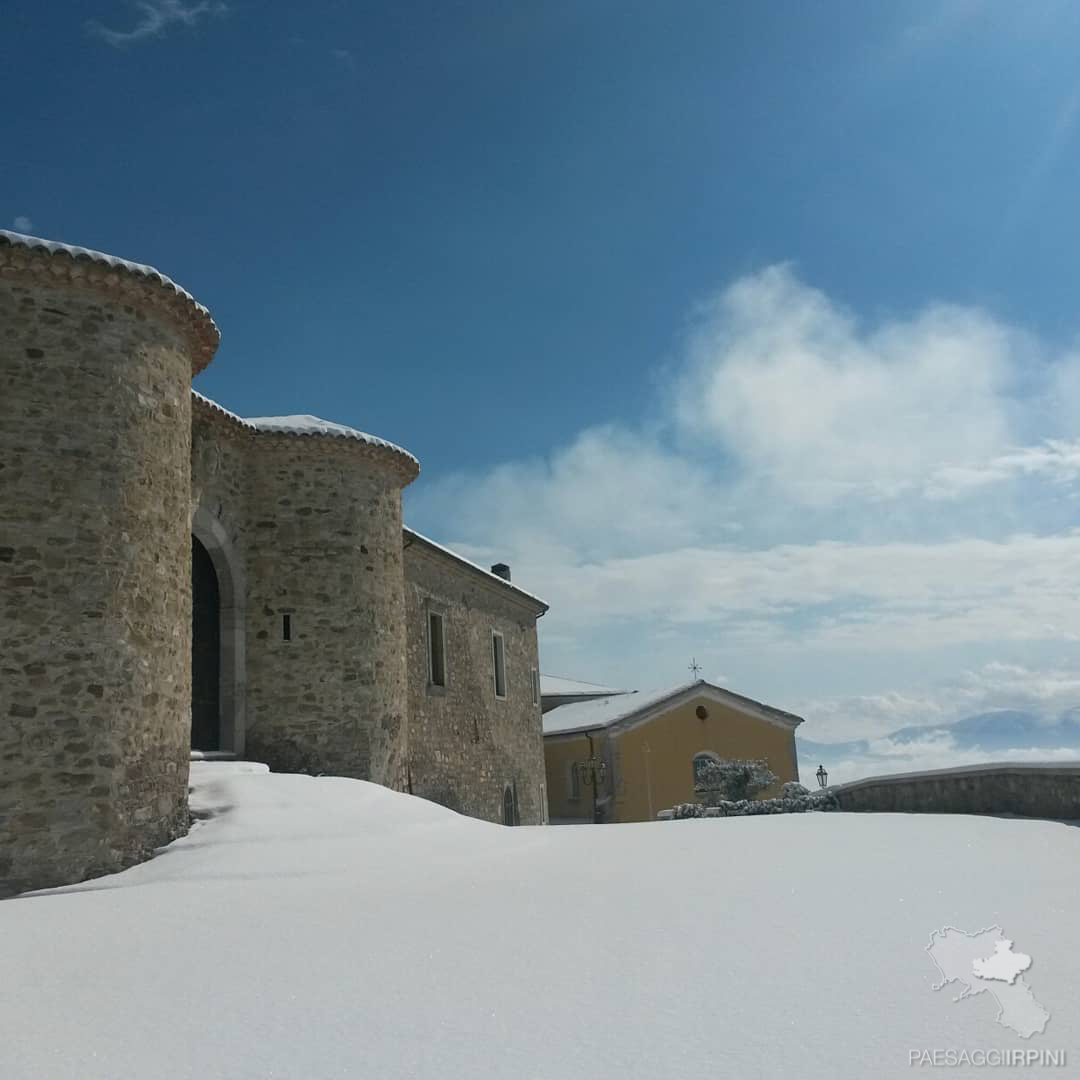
(542, 680, 804, 823)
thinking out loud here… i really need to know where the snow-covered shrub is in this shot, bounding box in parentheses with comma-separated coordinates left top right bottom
(781, 781, 810, 798)
(660, 789, 838, 820)
(695, 758, 778, 805)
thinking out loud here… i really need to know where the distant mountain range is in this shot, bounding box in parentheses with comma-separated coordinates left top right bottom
(800, 709, 1080, 762)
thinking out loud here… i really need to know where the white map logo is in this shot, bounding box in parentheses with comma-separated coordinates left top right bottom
(926, 926, 1049, 1039)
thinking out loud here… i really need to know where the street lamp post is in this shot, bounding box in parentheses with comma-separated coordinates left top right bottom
(816, 764, 829, 789)
(578, 734, 607, 823)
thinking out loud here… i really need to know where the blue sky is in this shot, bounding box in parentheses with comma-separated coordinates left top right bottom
(7, 1, 1080, 778)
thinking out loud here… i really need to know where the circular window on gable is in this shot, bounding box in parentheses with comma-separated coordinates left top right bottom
(695, 705, 708, 720)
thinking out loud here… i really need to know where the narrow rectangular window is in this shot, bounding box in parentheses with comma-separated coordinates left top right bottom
(569, 763, 581, 800)
(428, 611, 446, 687)
(282, 613, 291, 641)
(492, 631, 506, 699)
(531, 667, 540, 706)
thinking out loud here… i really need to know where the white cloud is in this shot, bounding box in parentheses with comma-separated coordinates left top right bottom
(797, 661, 1080, 782)
(802, 740, 1080, 787)
(449, 531, 1080, 656)
(11, 216, 33, 233)
(407, 264, 1080, 724)
(927, 438, 1080, 497)
(673, 264, 1029, 505)
(419, 426, 727, 565)
(88, 1, 228, 47)
(796, 661, 1080, 743)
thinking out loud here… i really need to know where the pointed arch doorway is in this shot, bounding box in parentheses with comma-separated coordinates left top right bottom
(191, 506, 246, 755)
(191, 534, 221, 749)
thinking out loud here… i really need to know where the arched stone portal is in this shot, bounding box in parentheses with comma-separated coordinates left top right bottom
(191, 505, 246, 754)
(191, 535, 221, 749)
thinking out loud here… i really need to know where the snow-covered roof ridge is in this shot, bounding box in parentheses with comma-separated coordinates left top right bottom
(540, 674, 628, 697)
(542, 678, 804, 737)
(0, 229, 219, 372)
(403, 527, 549, 612)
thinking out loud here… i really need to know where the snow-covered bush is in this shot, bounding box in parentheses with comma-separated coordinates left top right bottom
(695, 758, 778, 805)
(660, 789, 838, 820)
(781, 781, 810, 798)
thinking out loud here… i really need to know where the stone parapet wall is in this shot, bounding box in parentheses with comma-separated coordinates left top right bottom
(830, 762, 1080, 819)
(1, 266, 205, 897)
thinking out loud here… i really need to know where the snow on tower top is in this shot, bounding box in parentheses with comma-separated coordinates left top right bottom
(192, 393, 418, 479)
(0, 229, 219, 371)
(246, 413, 420, 467)
(0, 229, 210, 315)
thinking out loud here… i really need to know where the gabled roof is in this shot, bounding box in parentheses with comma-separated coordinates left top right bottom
(402, 527, 548, 614)
(542, 679, 804, 738)
(540, 674, 626, 698)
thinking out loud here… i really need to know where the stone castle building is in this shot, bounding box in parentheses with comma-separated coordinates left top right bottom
(0, 229, 548, 899)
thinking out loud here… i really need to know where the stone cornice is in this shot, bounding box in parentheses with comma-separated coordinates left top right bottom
(0, 231, 220, 374)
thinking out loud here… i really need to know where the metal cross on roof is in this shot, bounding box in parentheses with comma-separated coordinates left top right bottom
(688, 657, 702, 678)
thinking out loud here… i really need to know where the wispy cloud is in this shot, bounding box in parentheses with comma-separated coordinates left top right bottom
(898, 0, 988, 54)
(796, 660, 1080, 782)
(797, 661, 1080, 743)
(88, 0, 228, 47)
(10, 216, 33, 233)
(928, 438, 1080, 498)
(331, 48, 357, 70)
(801, 738, 1080, 787)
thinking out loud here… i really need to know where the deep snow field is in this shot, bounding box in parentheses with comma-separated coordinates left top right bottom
(3, 762, 1078, 1079)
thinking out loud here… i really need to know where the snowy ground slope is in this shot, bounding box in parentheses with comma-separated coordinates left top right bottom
(3, 763, 1078, 1080)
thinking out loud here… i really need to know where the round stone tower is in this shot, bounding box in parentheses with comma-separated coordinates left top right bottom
(241, 416, 419, 788)
(0, 231, 218, 898)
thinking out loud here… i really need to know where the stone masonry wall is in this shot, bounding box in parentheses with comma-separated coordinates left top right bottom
(190, 398, 253, 753)
(242, 438, 412, 787)
(831, 763, 1080, 819)
(1, 274, 200, 897)
(404, 540, 547, 824)
(192, 400, 252, 547)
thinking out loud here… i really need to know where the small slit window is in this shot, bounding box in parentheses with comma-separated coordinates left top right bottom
(492, 631, 506, 699)
(502, 783, 518, 826)
(531, 667, 540, 706)
(282, 613, 292, 641)
(428, 611, 446, 687)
